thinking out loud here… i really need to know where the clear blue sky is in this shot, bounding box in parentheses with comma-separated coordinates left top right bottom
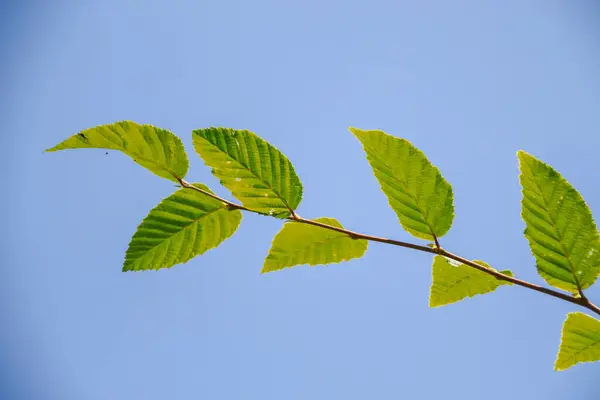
(2, 1, 600, 399)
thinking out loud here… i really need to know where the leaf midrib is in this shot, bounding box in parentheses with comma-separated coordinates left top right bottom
(361, 140, 437, 239)
(198, 133, 293, 212)
(527, 167, 582, 292)
(560, 333, 600, 368)
(436, 269, 494, 294)
(267, 234, 356, 266)
(126, 205, 227, 268)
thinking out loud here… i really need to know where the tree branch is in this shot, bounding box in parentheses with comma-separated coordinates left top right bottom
(181, 184, 600, 317)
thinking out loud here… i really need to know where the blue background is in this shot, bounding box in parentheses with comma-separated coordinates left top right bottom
(2, 1, 600, 399)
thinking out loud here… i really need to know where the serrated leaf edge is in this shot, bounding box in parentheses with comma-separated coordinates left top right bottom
(46, 120, 189, 181)
(429, 257, 513, 308)
(261, 218, 368, 274)
(555, 312, 600, 371)
(193, 127, 302, 217)
(349, 127, 454, 241)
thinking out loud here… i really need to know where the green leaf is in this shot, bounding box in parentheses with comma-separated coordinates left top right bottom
(518, 151, 600, 294)
(262, 217, 368, 273)
(46, 121, 189, 182)
(555, 312, 600, 371)
(350, 128, 454, 241)
(123, 183, 242, 271)
(429, 256, 513, 308)
(192, 128, 303, 218)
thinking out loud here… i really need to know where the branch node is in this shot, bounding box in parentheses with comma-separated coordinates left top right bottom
(433, 236, 441, 253)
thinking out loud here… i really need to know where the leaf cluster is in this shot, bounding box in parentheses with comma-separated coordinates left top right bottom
(47, 121, 600, 371)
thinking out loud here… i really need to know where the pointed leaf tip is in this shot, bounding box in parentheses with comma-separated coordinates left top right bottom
(517, 150, 535, 165)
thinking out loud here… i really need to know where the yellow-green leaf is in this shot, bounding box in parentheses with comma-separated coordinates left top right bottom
(193, 128, 303, 219)
(123, 183, 242, 271)
(518, 151, 600, 294)
(555, 312, 600, 371)
(429, 256, 513, 308)
(262, 217, 368, 273)
(46, 121, 189, 182)
(350, 128, 454, 241)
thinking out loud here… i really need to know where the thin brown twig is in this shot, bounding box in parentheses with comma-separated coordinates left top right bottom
(180, 184, 600, 317)
(438, 250, 600, 315)
(177, 178, 251, 212)
(290, 214, 436, 253)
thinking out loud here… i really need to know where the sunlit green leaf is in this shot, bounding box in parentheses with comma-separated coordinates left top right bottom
(350, 128, 453, 241)
(193, 128, 303, 218)
(46, 121, 189, 182)
(262, 217, 368, 273)
(518, 151, 600, 294)
(429, 256, 513, 308)
(555, 312, 600, 371)
(123, 183, 242, 271)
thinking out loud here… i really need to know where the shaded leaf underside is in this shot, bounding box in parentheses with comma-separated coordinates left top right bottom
(262, 217, 368, 273)
(555, 312, 600, 371)
(429, 256, 513, 308)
